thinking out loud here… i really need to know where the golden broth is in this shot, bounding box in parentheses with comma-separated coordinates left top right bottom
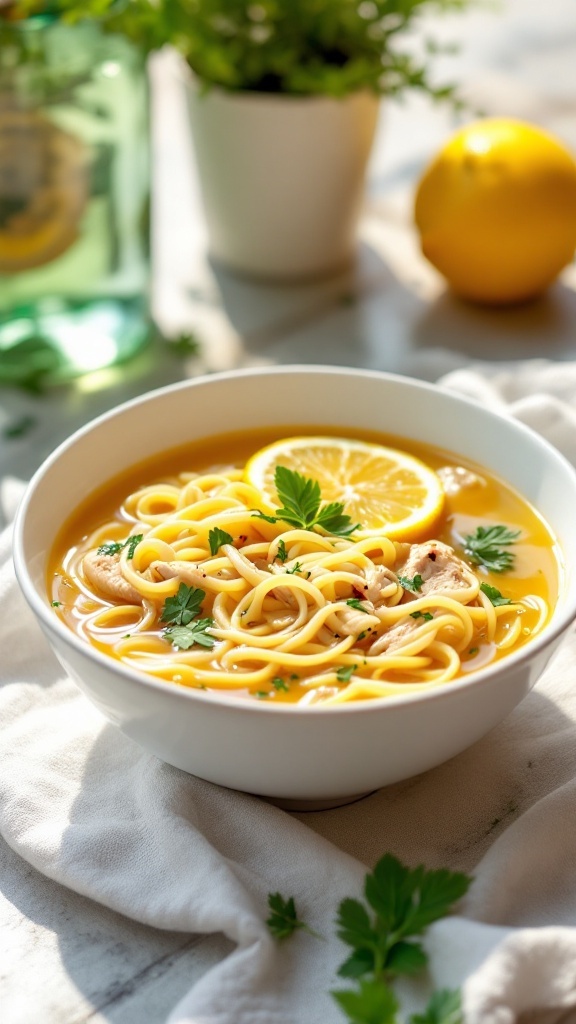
(48, 426, 561, 705)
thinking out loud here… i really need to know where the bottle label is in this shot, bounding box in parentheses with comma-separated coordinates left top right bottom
(0, 110, 88, 274)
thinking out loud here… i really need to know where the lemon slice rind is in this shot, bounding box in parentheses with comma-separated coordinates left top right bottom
(244, 436, 445, 541)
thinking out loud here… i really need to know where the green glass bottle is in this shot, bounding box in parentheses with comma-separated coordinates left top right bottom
(0, 10, 150, 384)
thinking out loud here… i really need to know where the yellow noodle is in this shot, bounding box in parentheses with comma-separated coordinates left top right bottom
(53, 461, 553, 706)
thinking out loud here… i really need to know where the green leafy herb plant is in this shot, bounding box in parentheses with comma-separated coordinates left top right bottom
(12, 0, 472, 102)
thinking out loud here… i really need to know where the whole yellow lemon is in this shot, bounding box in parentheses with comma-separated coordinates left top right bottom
(414, 118, 576, 305)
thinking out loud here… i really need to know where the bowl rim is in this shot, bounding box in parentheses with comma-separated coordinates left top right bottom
(13, 363, 576, 717)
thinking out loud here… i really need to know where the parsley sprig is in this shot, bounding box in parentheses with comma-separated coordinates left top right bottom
(252, 466, 358, 538)
(463, 525, 520, 573)
(335, 854, 471, 982)
(265, 853, 471, 1024)
(480, 583, 512, 607)
(266, 893, 321, 940)
(208, 527, 234, 555)
(160, 583, 215, 650)
(97, 534, 143, 559)
(398, 574, 423, 593)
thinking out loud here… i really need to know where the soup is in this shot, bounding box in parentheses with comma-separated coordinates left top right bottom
(48, 426, 561, 705)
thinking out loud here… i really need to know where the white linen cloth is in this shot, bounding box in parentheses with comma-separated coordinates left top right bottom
(3, 360, 576, 1023)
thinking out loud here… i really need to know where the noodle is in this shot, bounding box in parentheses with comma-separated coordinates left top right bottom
(51, 449, 555, 705)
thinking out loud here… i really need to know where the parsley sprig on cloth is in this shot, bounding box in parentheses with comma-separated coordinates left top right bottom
(266, 852, 471, 1024)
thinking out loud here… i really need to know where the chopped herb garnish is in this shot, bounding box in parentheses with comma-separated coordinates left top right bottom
(480, 582, 512, 606)
(272, 676, 290, 692)
(252, 465, 359, 537)
(208, 527, 234, 555)
(161, 583, 205, 626)
(290, 673, 300, 680)
(97, 534, 143, 559)
(160, 584, 215, 649)
(398, 574, 423, 593)
(337, 664, 358, 682)
(357, 631, 368, 641)
(276, 539, 288, 563)
(266, 893, 320, 940)
(286, 561, 310, 577)
(468, 647, 479, 656)
(124, 534, 143, 559)
(255, 690, 271, 699)
(463, 525, 520, 573)
(51, 600, 62, 607)
(347, 597, 368, 611)
(410, 611, 434, 621)
(122, 633, 132, 639)
(97, 540, 123, 556)
(163, 618, 215, 650)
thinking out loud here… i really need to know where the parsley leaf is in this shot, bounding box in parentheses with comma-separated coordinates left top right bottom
(332, 977, 399, 1024)
(209, 527, 234, 555)
(463, 525, 520, 573)
(161, 584, 205, 626)
(276, 539, 288, 563)
(161, 584, 215, 649)
(97, 534, 143, 559)
(163, 618, 215, 650)
(272, 676, 290, 692)
(252, 465, 358, 538)
(480, 582, 512, 606)
(410, 988, 463, 1024)
(266, 893, 320, 940)
(97, 541, 123, 556)
(286, 561, 310, 577)
(398, 574, 423, 593)
(347, 597, 369, 611)
(337, 664, 358, 682)
(336, 854, 471, 981)
(410, 611, 433, 621)
(124, 534, 143, 559)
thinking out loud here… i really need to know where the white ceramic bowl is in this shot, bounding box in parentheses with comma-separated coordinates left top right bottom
(13, 366, 576, 806)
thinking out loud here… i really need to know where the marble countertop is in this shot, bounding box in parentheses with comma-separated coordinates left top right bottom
(2, 0, 576, 1019)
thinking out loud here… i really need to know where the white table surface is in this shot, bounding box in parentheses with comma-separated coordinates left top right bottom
(2, 1, 576, 1019)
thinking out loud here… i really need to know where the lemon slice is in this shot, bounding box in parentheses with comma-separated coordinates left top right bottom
(244, 436, 445, 540)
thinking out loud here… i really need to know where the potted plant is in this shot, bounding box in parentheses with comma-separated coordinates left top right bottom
(175, 0, 469, 280)
(14, 0, 469, 281)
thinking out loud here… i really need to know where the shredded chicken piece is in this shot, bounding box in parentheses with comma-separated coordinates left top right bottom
(396, 540, 472, 597)
(362, 565, 399, 605)
(368, 617, 419, 655)
(152, 560, 236, 592)
(83, 550, 142, 604)
(327, 604, 380, 638)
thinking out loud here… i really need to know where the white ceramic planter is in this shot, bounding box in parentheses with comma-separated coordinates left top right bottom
(187, 79, 380, 280)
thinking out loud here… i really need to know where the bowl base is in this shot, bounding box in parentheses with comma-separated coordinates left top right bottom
(263, 789, 377, 812)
